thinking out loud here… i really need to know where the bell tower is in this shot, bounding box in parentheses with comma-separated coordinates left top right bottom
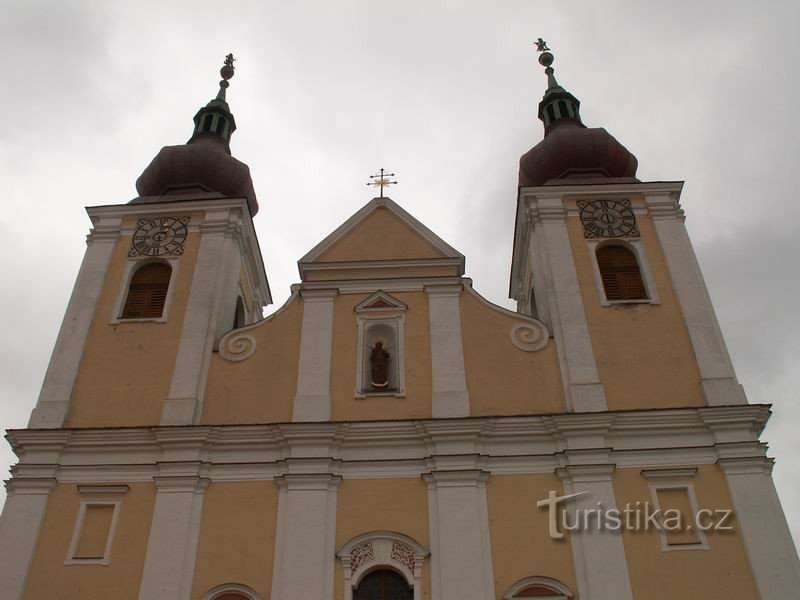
(28, 55, 270, 430)
(510, 42, 746, 413)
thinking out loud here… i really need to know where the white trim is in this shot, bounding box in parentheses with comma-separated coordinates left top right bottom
(557, 463, 634, 600)
(292, 289, 338, 421)
(138, 476, 209, 600)
(647, 481, 709, 552)
(503, 576, 573, 599)
(298, 196, 464, 266)
(337, 531, 428, 600)
(645, 192, 746, 406)
(586, 238, 660, 306)
(523, 195, 606, 412)
(355, 311, 406, 398)
(719, 457, 800, 598)
(270, 474, 341, 600)
(29, 218, 120, 428)
(110, 257, 181, 323)
(219, 290, 300, 362)
(355, 290, 408, 312)
(423, 470, 496, 600)
(463, 283, 549, 352)
(425, 285, 470, 418)
(0, 478, 56, 600)
(64, 499, 124, 565)
(202, 583, 262, 600)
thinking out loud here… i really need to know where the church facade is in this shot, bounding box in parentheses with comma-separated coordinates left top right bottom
(1, 50, 799, 600)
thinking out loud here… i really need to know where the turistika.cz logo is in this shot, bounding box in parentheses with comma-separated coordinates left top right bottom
(536, 491, 734, 540)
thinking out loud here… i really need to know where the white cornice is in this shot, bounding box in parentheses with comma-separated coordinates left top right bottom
(5, 406, 773, 483)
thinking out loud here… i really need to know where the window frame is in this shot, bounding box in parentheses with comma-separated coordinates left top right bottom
(111, 257, 180, 324)
(586, 239, 660, 306)
(502, 576, 574, 599)
(642, 468, 710, 552)
(64, 485, 128, 566)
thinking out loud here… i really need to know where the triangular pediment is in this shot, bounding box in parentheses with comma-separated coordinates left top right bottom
(298, 197, 465, 281)
(355, 291, 408, 312)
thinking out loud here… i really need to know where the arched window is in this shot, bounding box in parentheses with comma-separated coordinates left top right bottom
(121, 263, 171, 319)
(503, 576, 573, 599)
(202, 583, 261, 600)
(233, 296, 246, 329)
(596, 245, 646, 301)
(354, 569, 412, 600)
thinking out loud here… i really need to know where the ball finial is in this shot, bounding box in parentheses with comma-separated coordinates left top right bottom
(220, 53, 236, 81)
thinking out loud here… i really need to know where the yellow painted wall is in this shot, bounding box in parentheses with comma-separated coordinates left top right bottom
(460, 291, 565, 416)
(317, 206, 446, 263)
(203, 295, 303, 424)
(303, 264, 458, 282)
(191, 482, 279, 600)
(335, 478, 431, 600)
(331, 292, 433, 421)
(23, 483, 155, 600)
(567, 202, 704, 410)
(66, 230, 200, 427)
(486, 474, 577, 597)
(614, 465, 759, 600)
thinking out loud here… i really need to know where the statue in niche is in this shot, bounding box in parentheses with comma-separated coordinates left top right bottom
(370, 341, 391, 389)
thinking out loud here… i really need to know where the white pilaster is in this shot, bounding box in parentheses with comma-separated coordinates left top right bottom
(138, 472, 208, 600)
(270, 473, 341, 599)
(0, 478, 56, 600)
(292, 290, 337, 422)
(29, 217, 120, 428)
(557, 463, 634, 600)
(533, 197, 606, 412)
(162, 209, 243, 425)
(718, 450, 800, 599)
(646, 193, 747, 406)
(423, 470, 495, 600)
(425, 285, 470, 418)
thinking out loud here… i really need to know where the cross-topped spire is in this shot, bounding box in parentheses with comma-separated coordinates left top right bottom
(367, 168, 397, 198)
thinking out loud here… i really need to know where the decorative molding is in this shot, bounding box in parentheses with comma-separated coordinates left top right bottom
(585, 238, 661, 306)
(338, 531, 428, 600)
(202, 583, 262, 600)
(298, 196, 464, 270)
(425, 284, 470, 418)
(503, 576, 574, 599)
(647, 481, 709, 552)
(219, 291, 300, 362)
(462, 283, 550, 351)
(65, 486, 128, 565)
(110, 256, 181, 324)
(355, 290, 408, 312)
(509, 322, 548, 352)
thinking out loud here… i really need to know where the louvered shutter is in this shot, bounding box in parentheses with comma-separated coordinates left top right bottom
(122, 263, 172, 318)
(596, 245, 646, 301)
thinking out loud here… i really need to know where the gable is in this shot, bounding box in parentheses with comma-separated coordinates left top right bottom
(298, 197, 465, 281)
(317, 205, 446, 262)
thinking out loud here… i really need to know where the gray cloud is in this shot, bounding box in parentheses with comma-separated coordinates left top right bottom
(1, 0, 798, 546)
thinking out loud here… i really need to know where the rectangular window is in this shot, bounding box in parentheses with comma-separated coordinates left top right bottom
(655, 487, 702, 546)
(74, 505, 115, 559)
(65, 485, 128, 565)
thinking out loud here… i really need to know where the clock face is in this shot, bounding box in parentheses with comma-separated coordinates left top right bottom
(577, 199, 639, 238)
(129, 216, 189, 257)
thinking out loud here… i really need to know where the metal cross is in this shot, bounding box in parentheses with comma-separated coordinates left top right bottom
(367, 168, 397, 198)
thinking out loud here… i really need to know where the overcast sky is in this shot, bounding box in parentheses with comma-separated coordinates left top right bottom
(1, 0, 799, 546)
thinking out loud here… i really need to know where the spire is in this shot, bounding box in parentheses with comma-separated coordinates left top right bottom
(187, 54, 238, 152)
(534, 39, 583, 136)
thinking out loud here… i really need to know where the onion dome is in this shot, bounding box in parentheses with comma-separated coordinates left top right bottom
(519, 41, 638, 187)
(133, 54, 259, 215)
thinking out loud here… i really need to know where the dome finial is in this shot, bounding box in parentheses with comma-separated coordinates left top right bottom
(217, 53, 236, 101)
(535, 39, 559, 89)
